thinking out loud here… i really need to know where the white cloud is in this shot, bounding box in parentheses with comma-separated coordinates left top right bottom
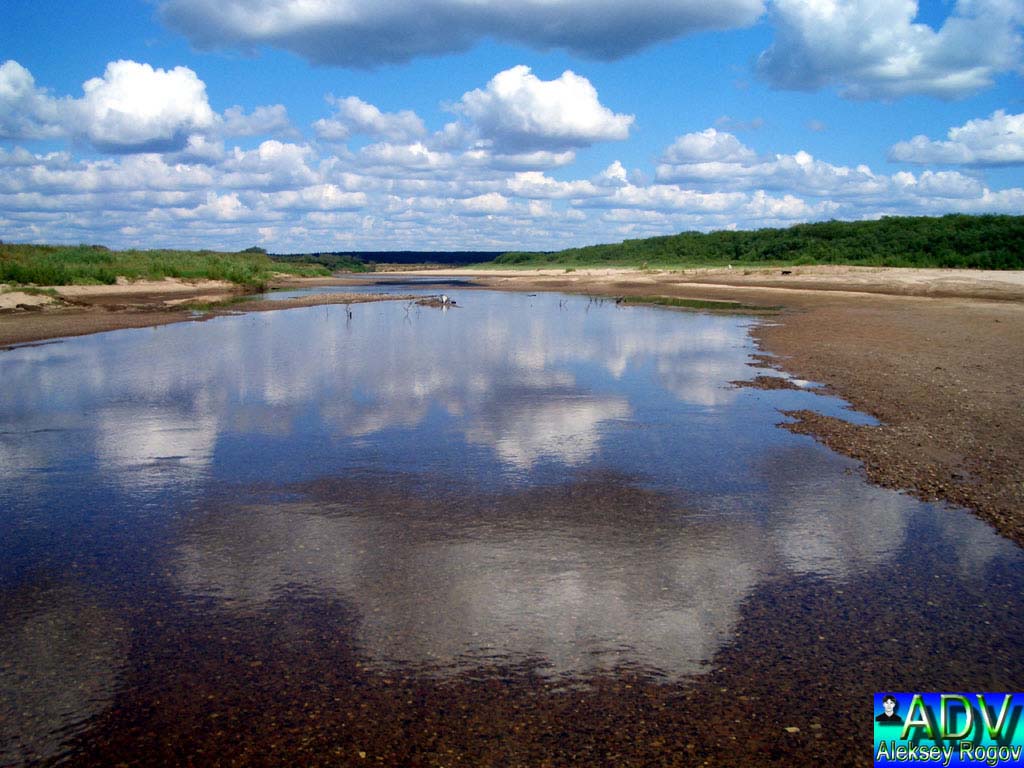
(0, 151, 214, 196)
(0, 59, 217, 152)
(651, 128, 1008, 216)
(454, 66, 634, 151)
(757, 0, 1024, 100)
(179, 191, 253, 222)
(912, 170, 984, 198)
(223, 104, 295, 138)
(591, 184, 748, 213)
(314, 96, 425, 143)
(220, 140, 319, 190)
(480, 150, 578, 170)
(455, 192, 511, 215)
(0, 147, 72, 170)
(507, 171, 602, 199)
(656, 130, 891, 197)
(260, 185, 367, 211)
(159, 0, 765, 66)
(173, 135, 226, 164)
(595, 161, 631, 187)
(0, 60, 66, 140)
(743, 189, 823, 219)
(356, 141, 456, 175)
(3, 58, 1024, 254)
(662, 128, 757, 164)
(889, 110, 1024, 166)
(76, 60, 217, 152)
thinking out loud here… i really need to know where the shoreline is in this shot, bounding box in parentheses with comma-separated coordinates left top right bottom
(0, 279, 428, 348)
(2, 266, 1022, 546)
(443, 266, 1024, 547)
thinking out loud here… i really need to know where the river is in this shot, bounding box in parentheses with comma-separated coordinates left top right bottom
(1, 285, 1021, 766)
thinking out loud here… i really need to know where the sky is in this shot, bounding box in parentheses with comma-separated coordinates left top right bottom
(1, 0, 1022, 252)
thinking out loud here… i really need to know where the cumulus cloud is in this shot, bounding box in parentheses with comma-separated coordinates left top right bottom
(649, 126, 1014, 220)
(4, 57, 1024, 253)
(223, 104, 295, 138)
(0, 59, 217, 152)
(757, 0, 1024, 99)
(657, 129, 891, 197)
(604, 185, 749, 213)
(595, 161, 631, 187)
(662, 128, 757, 164)
(483, 150, 577, 170)
(455, 192, 511, 215)
(220, 140, 319, 190)
(455, 66, 633, 151)
(0, 60, 67, 140)
(356, 141, 456, 176)
(76, 60, 217, 152)
(314, 96, 425, 143)
(158, 0, 765, 67)
(259, 185, 367, 212)
(506, 171, 602, 199)
(889, 110, 1024, 166)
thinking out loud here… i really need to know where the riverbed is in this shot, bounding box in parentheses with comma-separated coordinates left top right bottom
(1, 287, 1021, 766)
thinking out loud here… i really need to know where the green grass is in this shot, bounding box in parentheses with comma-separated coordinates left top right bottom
(491, 214, 1024, 270)
(0, 243, 331, 289)
(620, 296, 778, 312)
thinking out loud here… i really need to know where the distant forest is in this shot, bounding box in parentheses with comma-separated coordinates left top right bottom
(495, 214, 1024, 270)
(270, 250, 508, 269)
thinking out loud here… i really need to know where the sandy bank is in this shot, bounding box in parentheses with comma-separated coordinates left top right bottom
(0, 278, 423, 347)
(54, 277, 236, 298)
(434, 264, 1024, 302)
(0, 290, 56, 311)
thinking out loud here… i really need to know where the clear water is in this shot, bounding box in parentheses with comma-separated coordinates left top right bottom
(1, 288, 1021, 765)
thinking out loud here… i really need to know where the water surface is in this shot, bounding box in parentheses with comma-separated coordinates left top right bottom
(1, 288, 1021, 766)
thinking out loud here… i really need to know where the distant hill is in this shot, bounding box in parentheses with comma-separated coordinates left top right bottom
(494, 214, 1024, 270)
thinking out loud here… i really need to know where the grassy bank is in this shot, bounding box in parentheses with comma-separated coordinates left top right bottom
(0, 243, 331, 288)
(494, 214, 1024, 270)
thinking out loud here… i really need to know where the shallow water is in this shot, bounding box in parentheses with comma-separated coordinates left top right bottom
(264, 275, 475, 301)
(1, 288, 1021, 766)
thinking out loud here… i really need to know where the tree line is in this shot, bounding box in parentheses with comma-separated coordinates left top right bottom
(494, 214, 1024, 269)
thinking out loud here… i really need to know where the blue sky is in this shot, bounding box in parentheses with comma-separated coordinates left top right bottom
(1, 0, 1022, 251)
